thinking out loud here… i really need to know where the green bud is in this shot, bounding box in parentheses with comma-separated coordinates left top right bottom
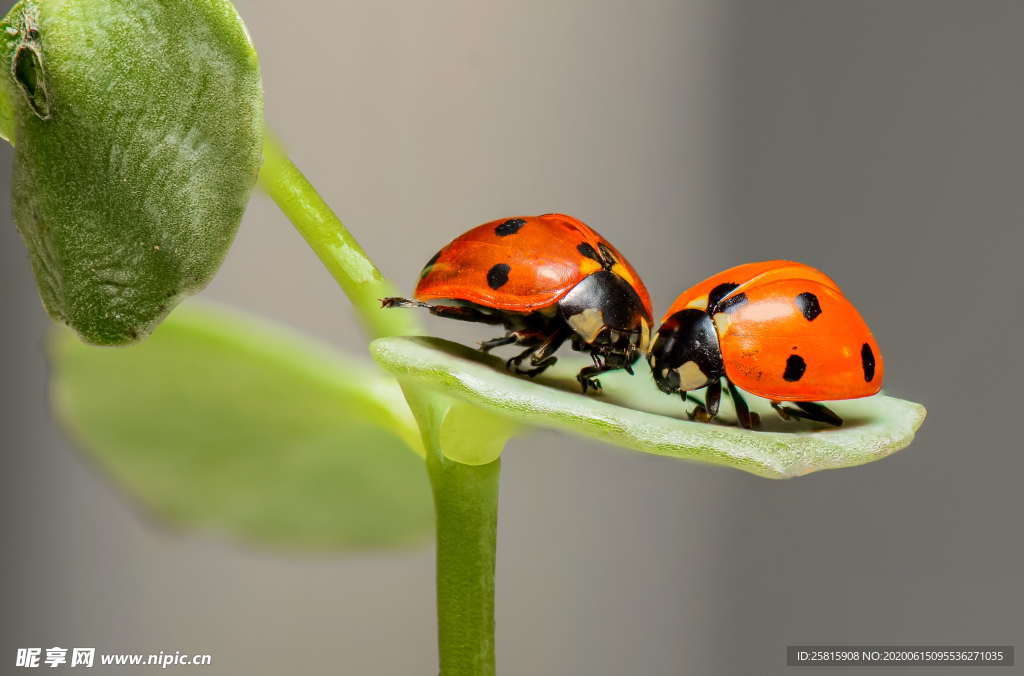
(1, 0, 263, 344)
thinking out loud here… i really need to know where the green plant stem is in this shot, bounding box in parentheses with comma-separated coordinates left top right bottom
(428, 452, 500, 676)
(259, 131, 501, 674)
(403, 386, 501, 675)
(258, 133, 418, 340)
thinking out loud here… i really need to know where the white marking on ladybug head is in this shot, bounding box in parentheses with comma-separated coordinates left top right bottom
(712, 312, 732, 335)
(638, 319, 651, 352)
(567, 307, 605, 343)
(677, 361, 709, 390)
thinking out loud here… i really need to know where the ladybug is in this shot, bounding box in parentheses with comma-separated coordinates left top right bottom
(647, 260, 883, 428)
(382, 214, 653, 392)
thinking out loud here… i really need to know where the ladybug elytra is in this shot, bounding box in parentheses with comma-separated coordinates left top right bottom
(647, 260, 884, 428)
(383, 214, 653, 391)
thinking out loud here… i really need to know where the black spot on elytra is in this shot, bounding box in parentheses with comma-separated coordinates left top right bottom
(783, 354, 806, 382)
(597, 243, 618, 266)
(717, 292, 748, 314)
(796, 292, 822, 321)
(708, 283, 739, 312)
(487, 263, 511, 290)
(861, 343, 876, 382)
(495, 218, 526, 236)
(577, 242, 601, 262)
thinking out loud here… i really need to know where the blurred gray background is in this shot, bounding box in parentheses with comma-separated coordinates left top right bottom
(2, 1, 1022, 674)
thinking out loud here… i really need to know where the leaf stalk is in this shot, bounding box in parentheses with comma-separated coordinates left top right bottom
(258, 133, 418, 340)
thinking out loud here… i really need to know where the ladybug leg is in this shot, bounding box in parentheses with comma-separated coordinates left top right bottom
(705, 381, 721, 418)
(506, 328, 569, 378)
(680, 391, 709, 408)
(380, 297, 429, 309)
(380, 298, 504, 325)
(506, 345, 538, 372)
(770, 401, 843, 427)
(522, 329, 569, 377)
(724, 378, 756, 430)
(686, 404, 711, 423)
(685, 382, 720, 423)
(506, 348, 556, 378)
(576, 365, 604, 393)
(480, 334, 517, 353)
(771, 400, 794, 421)
(431, 306, 505, 324)
(682, 391, 709, 421)
(523, 355, 558, 377)
(794, 401, 843, 427)
(576, 352, 615, 393)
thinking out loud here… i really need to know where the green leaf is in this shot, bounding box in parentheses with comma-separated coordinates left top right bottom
(52, 303, 433, 550)
(371, 336, 927, 479)
(2, 0, 263, 345)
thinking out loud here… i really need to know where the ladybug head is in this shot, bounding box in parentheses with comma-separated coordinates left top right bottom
(557, 270, 652, 368)
(648, 309, 724, 394)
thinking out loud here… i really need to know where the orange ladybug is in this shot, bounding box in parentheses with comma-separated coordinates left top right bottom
(647, 261, 883, 428)
(383, 214, 653, 391)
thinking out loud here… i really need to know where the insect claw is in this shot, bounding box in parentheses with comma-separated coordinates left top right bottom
(687, 404, 712, 423)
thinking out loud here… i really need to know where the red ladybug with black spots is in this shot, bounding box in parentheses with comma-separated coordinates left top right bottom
(382, 213, 653, 392)
(647, 260, 883, 428)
